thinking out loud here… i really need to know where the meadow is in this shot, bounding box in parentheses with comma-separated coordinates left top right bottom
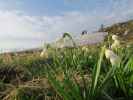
(0, 34, 133, 100)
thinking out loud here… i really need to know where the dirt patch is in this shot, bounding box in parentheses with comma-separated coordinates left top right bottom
(0, 83, 14, 99)
(0, 64, 32, 84)
(3, 78, 62, 100)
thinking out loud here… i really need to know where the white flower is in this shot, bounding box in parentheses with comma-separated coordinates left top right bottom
(126, 44, 131, 48)
(40, 49, 48, 58)
(110, 56, 120, 66)
(112, 35, 119, 41)
(82, 46, 89, 52)
(89, 55, 92, 59)
(105, 49, 114, 59)
(105, 49, 120, 66)
(111, 40, 120, 49)
(111, 35, 120, 49)
(40, 49, 45, 57)
(59, 44, 64, 48)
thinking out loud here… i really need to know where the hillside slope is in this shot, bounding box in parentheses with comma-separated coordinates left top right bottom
(103, 19, 133, 41)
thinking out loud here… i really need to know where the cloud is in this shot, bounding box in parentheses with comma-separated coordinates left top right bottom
(0, 10, 47, 51)
(0, 0, 133, 51)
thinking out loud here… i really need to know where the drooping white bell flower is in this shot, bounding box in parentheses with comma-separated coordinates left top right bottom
(111, 35, 121, 49)
(55, 36, 74, 48)
(40, 48, 48, 58)
(110, 55, 120, 66)
(89, 55, 92, 59)
(111, 40, 120, 49)
(63, 36, 74, 48)
(105, 49, 120, 66)
(59, 44, 65, 49)
(55, 38, 64, 48)
(105, 49, 114, 59)
(126, 44, 131, 48)
(112, 35, 119, 41)
(82, 46, 89, 52)
(124, 30, 129, 36)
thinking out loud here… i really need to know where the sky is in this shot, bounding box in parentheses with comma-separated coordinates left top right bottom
(0, 0, 133, 52)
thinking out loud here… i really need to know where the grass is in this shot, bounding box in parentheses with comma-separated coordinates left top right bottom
(0, 39, 133, 100)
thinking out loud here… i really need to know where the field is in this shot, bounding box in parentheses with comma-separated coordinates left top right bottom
(0, 34, 133, 100)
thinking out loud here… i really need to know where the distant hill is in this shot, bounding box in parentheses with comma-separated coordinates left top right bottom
(0, 48, 42, 56)
(102, 19, 133, 41)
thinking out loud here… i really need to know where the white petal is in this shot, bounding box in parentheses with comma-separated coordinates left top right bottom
(112, 35, 119, 41)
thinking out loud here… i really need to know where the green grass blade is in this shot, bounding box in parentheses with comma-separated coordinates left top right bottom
(91, 46, 105, 96)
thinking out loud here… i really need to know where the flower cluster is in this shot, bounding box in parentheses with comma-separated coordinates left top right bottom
(40, 48, 48, 58)
(105, 35, 121, 66)
(111, 35, 120, 50)
(105, 48, 120, 66)
(82, 46, 89, 52)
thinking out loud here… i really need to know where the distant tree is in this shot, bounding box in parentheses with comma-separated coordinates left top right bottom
(81, 30, 87, 35)
(99, 24, 104, 32)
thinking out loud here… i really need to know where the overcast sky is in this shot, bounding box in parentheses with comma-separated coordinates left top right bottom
(0, 0, 133, 51)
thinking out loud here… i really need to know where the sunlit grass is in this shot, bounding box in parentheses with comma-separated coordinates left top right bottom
(0, 35, 133, 100)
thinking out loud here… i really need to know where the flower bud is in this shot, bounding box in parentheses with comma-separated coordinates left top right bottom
(112, 35, 119, 41)
(111, 40, 120, 49)
(105, 49, 114, 59)
(105, 49, 120, 66)
(40, 49, 48, 58)
(82, 46, 89, 52)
